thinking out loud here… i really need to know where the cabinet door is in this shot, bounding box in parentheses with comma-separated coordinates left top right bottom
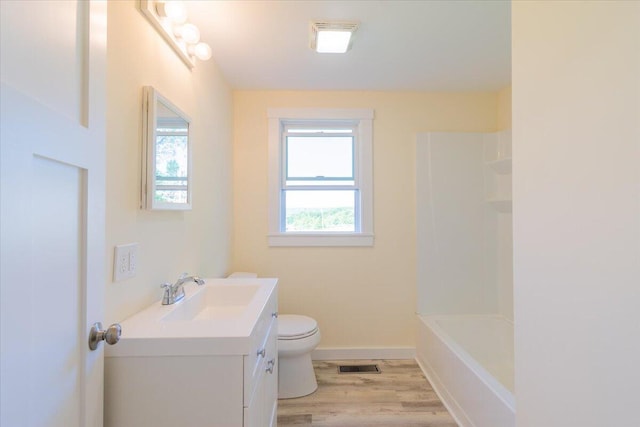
(243, 361, 266, 427)
(244, 320, 277, 427)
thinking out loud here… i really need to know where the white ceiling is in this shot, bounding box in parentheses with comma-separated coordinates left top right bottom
(186, 0, 511, 91)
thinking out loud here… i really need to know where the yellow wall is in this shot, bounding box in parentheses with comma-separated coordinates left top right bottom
(105, 0, 233, 324)
(232, 91, 500, 348)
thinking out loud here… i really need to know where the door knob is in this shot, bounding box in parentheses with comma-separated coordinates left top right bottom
(88, 322, 121, 351)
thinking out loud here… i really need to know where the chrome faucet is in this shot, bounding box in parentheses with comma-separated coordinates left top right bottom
(160, 273, 205, 305)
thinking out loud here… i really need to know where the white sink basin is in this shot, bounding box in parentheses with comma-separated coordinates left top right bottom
(105, 278, 278, 358)
(162, 284, 261, 322)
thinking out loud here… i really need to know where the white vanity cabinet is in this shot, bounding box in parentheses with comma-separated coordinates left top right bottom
(104, 279, 278, 427)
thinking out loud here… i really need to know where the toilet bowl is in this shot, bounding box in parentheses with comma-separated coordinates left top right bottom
(278, 314, 321, 399)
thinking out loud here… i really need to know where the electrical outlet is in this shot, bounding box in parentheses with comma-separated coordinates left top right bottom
(129, 245, 137, 275)
(113, 243, 139, 281)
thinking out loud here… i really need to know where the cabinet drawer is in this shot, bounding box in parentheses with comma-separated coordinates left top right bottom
(244, 291, 277, 406)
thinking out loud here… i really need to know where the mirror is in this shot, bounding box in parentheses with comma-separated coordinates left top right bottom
(142, 86, 192, 210)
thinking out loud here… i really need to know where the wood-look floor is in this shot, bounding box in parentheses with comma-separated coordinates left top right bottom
(277, 360, 458, 427)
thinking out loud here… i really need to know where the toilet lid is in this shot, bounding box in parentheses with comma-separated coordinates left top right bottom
(278, 314, 318, 339)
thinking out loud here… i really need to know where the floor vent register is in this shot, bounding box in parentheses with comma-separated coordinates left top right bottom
(337, 364, 381, 374)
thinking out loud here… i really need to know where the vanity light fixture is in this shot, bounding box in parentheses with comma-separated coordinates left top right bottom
(139, 0, 213, 68)
(310, 21, 359, 53)
(155, 1, 187, 24)
(188, 43, 213, 61)
(174, 23, 200, 45)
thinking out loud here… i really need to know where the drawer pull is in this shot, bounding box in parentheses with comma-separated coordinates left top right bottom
(257, 348, 266, 358)
(266, 359, 275, 374)
(272, 311, 278, 318)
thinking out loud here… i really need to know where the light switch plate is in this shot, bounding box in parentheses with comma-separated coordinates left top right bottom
(113, 243, 139, 281)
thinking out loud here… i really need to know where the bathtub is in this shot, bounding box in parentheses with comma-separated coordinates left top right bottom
(416, 315, 515, 427)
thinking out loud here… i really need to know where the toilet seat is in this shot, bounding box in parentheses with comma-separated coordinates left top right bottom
(278, 315, 318, 340)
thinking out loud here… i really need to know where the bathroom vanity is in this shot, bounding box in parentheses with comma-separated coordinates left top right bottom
(104, 278, 278, 427)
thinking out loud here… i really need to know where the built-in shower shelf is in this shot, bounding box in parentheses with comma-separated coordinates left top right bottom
(486, 157, 512, 174)
(486, 198, 512, 213)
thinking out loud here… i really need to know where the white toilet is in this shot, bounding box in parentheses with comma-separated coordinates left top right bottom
(227, 272, 321, 399)
(277, 314, 321, 399)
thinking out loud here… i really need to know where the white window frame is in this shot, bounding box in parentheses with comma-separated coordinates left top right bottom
(268, 108, 374, 247)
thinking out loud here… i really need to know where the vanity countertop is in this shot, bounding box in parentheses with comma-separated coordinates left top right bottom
(105, 278, 278, 358)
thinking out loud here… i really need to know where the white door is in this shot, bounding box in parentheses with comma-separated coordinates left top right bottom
(1, 1, 107, 426)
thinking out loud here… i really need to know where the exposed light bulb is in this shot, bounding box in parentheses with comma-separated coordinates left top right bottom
(189, 42, 212, 61)
(156, 1, 187, 24)
(174, 23, 200, 44)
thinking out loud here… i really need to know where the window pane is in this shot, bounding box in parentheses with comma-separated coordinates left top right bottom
(155, 189, 187, 204)
(286, 129, 352, 134)
(285, 180, 354, 187)
(286, 136, 353, 180)
(285, 190, 355, 232)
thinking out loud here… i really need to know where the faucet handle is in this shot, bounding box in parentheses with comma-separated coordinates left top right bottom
(160, 283, 173, 305)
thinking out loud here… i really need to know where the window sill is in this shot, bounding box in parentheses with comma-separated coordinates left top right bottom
(267, 233, 374, 247)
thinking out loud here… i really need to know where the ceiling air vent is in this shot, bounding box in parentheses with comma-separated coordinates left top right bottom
(310, 20, 359, 53)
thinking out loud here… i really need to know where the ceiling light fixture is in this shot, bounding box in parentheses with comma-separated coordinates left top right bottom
(310, 21, 359, 54)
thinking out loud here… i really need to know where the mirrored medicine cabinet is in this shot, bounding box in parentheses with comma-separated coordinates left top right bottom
(141, 86, 192, 210)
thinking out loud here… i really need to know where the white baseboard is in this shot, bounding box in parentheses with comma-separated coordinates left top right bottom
(311, 347, 416, 360)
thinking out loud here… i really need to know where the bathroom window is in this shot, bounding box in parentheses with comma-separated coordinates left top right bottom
(267, 108, 374, 246)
